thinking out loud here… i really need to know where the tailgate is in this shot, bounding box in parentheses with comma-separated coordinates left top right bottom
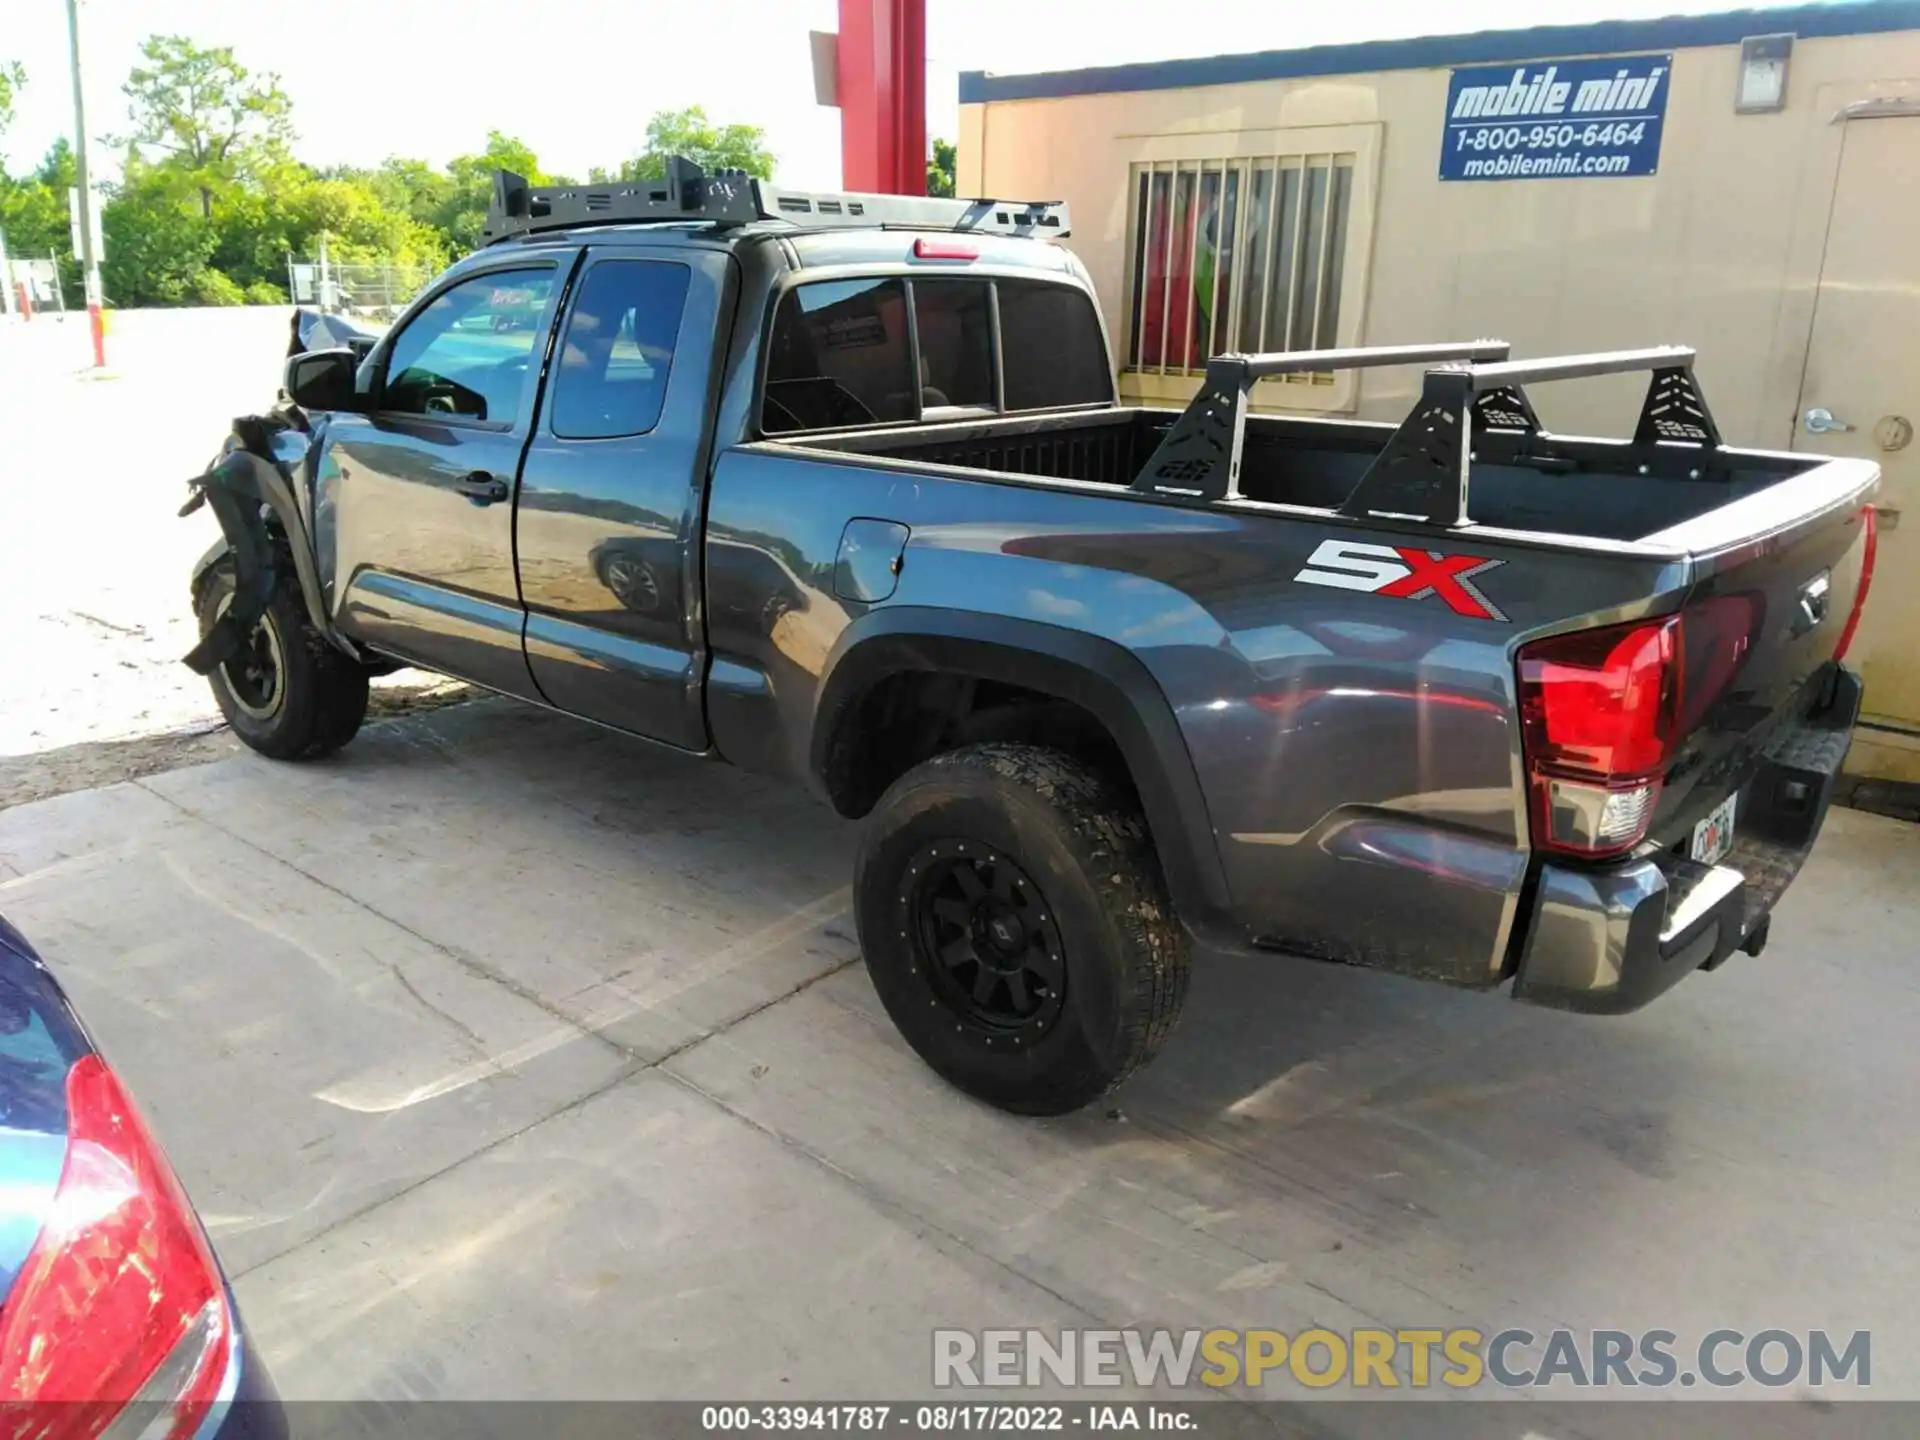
(1508, 455, 1875, 1014)
(1641, 465, 1879, 853)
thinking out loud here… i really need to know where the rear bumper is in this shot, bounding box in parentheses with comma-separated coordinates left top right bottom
(1510, 666, 1862, 1014)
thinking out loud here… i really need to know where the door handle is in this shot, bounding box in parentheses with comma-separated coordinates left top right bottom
(1803, 407, 1853, 435)
(455, 471, 510, 505)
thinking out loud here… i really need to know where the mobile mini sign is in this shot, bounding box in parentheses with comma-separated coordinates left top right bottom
(1440, 54, 1670, 181)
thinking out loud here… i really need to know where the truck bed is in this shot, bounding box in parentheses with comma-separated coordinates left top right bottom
(777, 404, 1817, 544)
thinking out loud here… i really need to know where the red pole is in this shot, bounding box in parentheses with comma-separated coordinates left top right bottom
(837, 0, 926, 195)
(891, 0, 926, 195)
(87, 299, 106, 367)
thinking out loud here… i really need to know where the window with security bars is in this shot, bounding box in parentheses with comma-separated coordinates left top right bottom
(1126, 154, 1356, 379)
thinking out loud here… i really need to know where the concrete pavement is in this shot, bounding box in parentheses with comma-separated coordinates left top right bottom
(0, 698, 1916, 1412)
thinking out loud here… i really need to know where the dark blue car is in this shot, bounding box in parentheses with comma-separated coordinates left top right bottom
(0, 913, 286, 1439)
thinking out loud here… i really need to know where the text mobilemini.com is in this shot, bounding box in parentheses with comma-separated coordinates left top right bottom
(931, 1327, 1872, 1392)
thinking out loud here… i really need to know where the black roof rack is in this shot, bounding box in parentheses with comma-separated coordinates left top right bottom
(482, 156, 1071, 246)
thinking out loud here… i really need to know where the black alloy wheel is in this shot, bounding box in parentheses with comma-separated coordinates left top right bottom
(854, 742, 1192, 1115)
(906, 844, 1066, 1043)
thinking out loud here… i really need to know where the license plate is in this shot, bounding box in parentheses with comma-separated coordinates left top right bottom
(1690, 793, 1738, 865)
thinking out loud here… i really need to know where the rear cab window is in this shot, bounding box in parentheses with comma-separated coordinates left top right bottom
(913, 280, 995, 413)
(761, 270, 1111, 435)
(997, 278, 1113, 412)
(764, 278, 915, 431)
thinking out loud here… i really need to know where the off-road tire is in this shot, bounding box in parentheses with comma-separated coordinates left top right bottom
(194, 565, 369, 761)
(854, 743, 1190, 1115)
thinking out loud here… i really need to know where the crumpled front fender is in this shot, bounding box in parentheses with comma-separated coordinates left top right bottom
(180, 415, 351, 674)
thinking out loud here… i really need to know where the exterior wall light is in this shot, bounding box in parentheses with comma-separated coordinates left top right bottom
(1737, 33, 1793, 113)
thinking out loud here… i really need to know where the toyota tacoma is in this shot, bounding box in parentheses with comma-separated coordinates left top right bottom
(181, 160, 1880, 1113)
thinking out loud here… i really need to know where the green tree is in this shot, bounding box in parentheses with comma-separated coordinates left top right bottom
(437, 131, 549, 251)
(616, 106, 774, 182)
(100, 161, 217, 305)
(0, 138, 80, 304)
(927, 137, 956, 198)
(35, 136, 76, 190)
(115, 35, 293, 220)
(0, 61, 25, 150)
(0, 175, 68, 285)
(198, 159, 447, 298)
(191, 267, 246, 305)
(17, 42, 787, 309)
(331, 156, 455, 234)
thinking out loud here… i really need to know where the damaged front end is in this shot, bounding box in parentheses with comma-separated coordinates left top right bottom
(179, 416, 329, 673)
(180, 307, 378, 675)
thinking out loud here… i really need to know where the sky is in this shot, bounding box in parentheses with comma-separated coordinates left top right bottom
(4, 0, 1752, 186)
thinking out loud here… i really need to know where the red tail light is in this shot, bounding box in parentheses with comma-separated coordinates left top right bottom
(1833, 504, 1878, 663)
(1518, 616, 1682, 858)
(912, 237, 979, 261)
(0, 1056, 232, 1439)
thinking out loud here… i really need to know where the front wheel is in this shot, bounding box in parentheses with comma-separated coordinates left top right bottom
(854, 743, 1191, 1115)
(194, 566, 370, 760)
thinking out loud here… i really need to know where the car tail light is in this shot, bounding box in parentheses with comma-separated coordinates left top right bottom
(1833, 504, 1878, 663)
(0, 1055, 232, 1440)
(1518, 616, 1682, 858)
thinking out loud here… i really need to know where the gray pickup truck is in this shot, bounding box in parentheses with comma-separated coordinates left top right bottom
(184, 160, 1880, 1114)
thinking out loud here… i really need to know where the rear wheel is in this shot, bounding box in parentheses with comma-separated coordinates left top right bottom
(194, 566, 369, 760)
(854, 743, 1190, 1115)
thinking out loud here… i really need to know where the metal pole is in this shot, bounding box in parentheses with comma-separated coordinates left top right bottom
(0, 229, 14, 318)
(65, 0, 105, 367)
(835, 0, 925, 194)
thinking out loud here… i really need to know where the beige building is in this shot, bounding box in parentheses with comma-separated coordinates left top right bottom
(959, 2, 1920, 780)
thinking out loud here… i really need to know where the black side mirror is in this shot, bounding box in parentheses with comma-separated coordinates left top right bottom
(285, 347, 364, 412)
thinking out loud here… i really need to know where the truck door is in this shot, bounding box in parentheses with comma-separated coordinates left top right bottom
(327, 254, 575, 697)
(1793, 98, 1920, 782)
(514, 246, 731, 751)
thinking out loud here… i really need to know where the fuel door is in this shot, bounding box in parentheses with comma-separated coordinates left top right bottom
(833, 518, 910, 603)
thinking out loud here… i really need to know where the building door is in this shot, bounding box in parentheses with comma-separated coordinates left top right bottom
(1794, 102, 1920, 781)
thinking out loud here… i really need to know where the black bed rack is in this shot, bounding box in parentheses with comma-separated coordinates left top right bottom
(1131, 341, 1723, 527)
(483, 157, 1070, 246)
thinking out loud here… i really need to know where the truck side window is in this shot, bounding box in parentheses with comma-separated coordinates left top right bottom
(912, 280, 994, 411)
(997, 279, 1114, 411)
(763, 278, 916, 432)
(551, 260, 692, 440)
(382, 269, 553, 423)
